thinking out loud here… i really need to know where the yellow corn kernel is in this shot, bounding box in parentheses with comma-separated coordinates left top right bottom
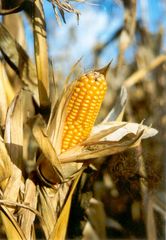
(61, 71, 107, 152)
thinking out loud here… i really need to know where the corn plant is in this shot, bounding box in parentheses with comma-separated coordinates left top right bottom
(0, 0, 161, 239)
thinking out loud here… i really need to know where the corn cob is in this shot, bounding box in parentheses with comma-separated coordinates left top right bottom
(61, 71, 107, 152)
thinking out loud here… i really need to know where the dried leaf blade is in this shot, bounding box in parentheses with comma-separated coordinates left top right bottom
(0, 23, 39, 103)
(33, 0, 50, 107)
(102, 87, 127, 122)
(32, 115, 63, 183)
(49, 170, 83, 240)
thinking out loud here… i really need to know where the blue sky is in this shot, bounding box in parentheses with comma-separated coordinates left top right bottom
(41, 0, 166, 71)
(1, 0, 165, 72)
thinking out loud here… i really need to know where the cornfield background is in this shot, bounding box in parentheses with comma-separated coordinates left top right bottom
(0, 0, 166, 239)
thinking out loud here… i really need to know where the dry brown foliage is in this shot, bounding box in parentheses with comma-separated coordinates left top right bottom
(0, 0, 165, 239)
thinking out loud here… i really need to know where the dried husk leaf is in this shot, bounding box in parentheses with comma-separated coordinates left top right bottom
(64, 57, 82, 87)
(49, 170, 82, 240)
(96, 60, 112, 76)
(59, 122, 157, 163)
(60, 131, 143, 163)
(102, 87, 127, 122)
(91, 122, 158, 141)
(47, 80, 77, 153)
(48, 62, 110, 151)
(32, 115, 63, 184)
(47, 80, 83, 178)
(83, 123, 126, 144)
(33, 0, 50, 108)
(0, 23, 39, 103)
(49, 60, 58, 108)
(34, 79, 83, 182)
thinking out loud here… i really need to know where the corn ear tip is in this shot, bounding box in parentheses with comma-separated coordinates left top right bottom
(96, 60, 112, 76)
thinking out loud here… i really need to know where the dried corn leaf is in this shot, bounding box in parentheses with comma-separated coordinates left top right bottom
(51, 0, 81, 14)
(38, 180, 73, 238)
(3, 13, 27, 86)
(4, 94, 23, 169)
(4, 89, 34, 170)
(0, 159, 23, 240)
(0, 0, 26, 15)
(1, 159, 37, 240)
(38, 179, 77, 238)
(33, 0, 50, 107)
(38, 186, 58, 238)
(52, 4, 62, 26)
(23, 123, 37, 174)
(117, 0, 136, 71)
(3, 13, 26, 49)
(0, 61, 8, 126)
(0, 205, 26, 240)
(3, 165, 22, 208)
(32, 115, 63, 183)
(0, 23, 39, 103)
(19, 178, 37, 240)
(0, 61, 15, 105)
(51, 0, 80, 24)
(102, 87, 127, 122)
(0, 135, 12, 189)
(83, 198, 106, 240)
(124, 54, 166, 87)
(49, 170, 82, 240)
(147, 197, 157, 240)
